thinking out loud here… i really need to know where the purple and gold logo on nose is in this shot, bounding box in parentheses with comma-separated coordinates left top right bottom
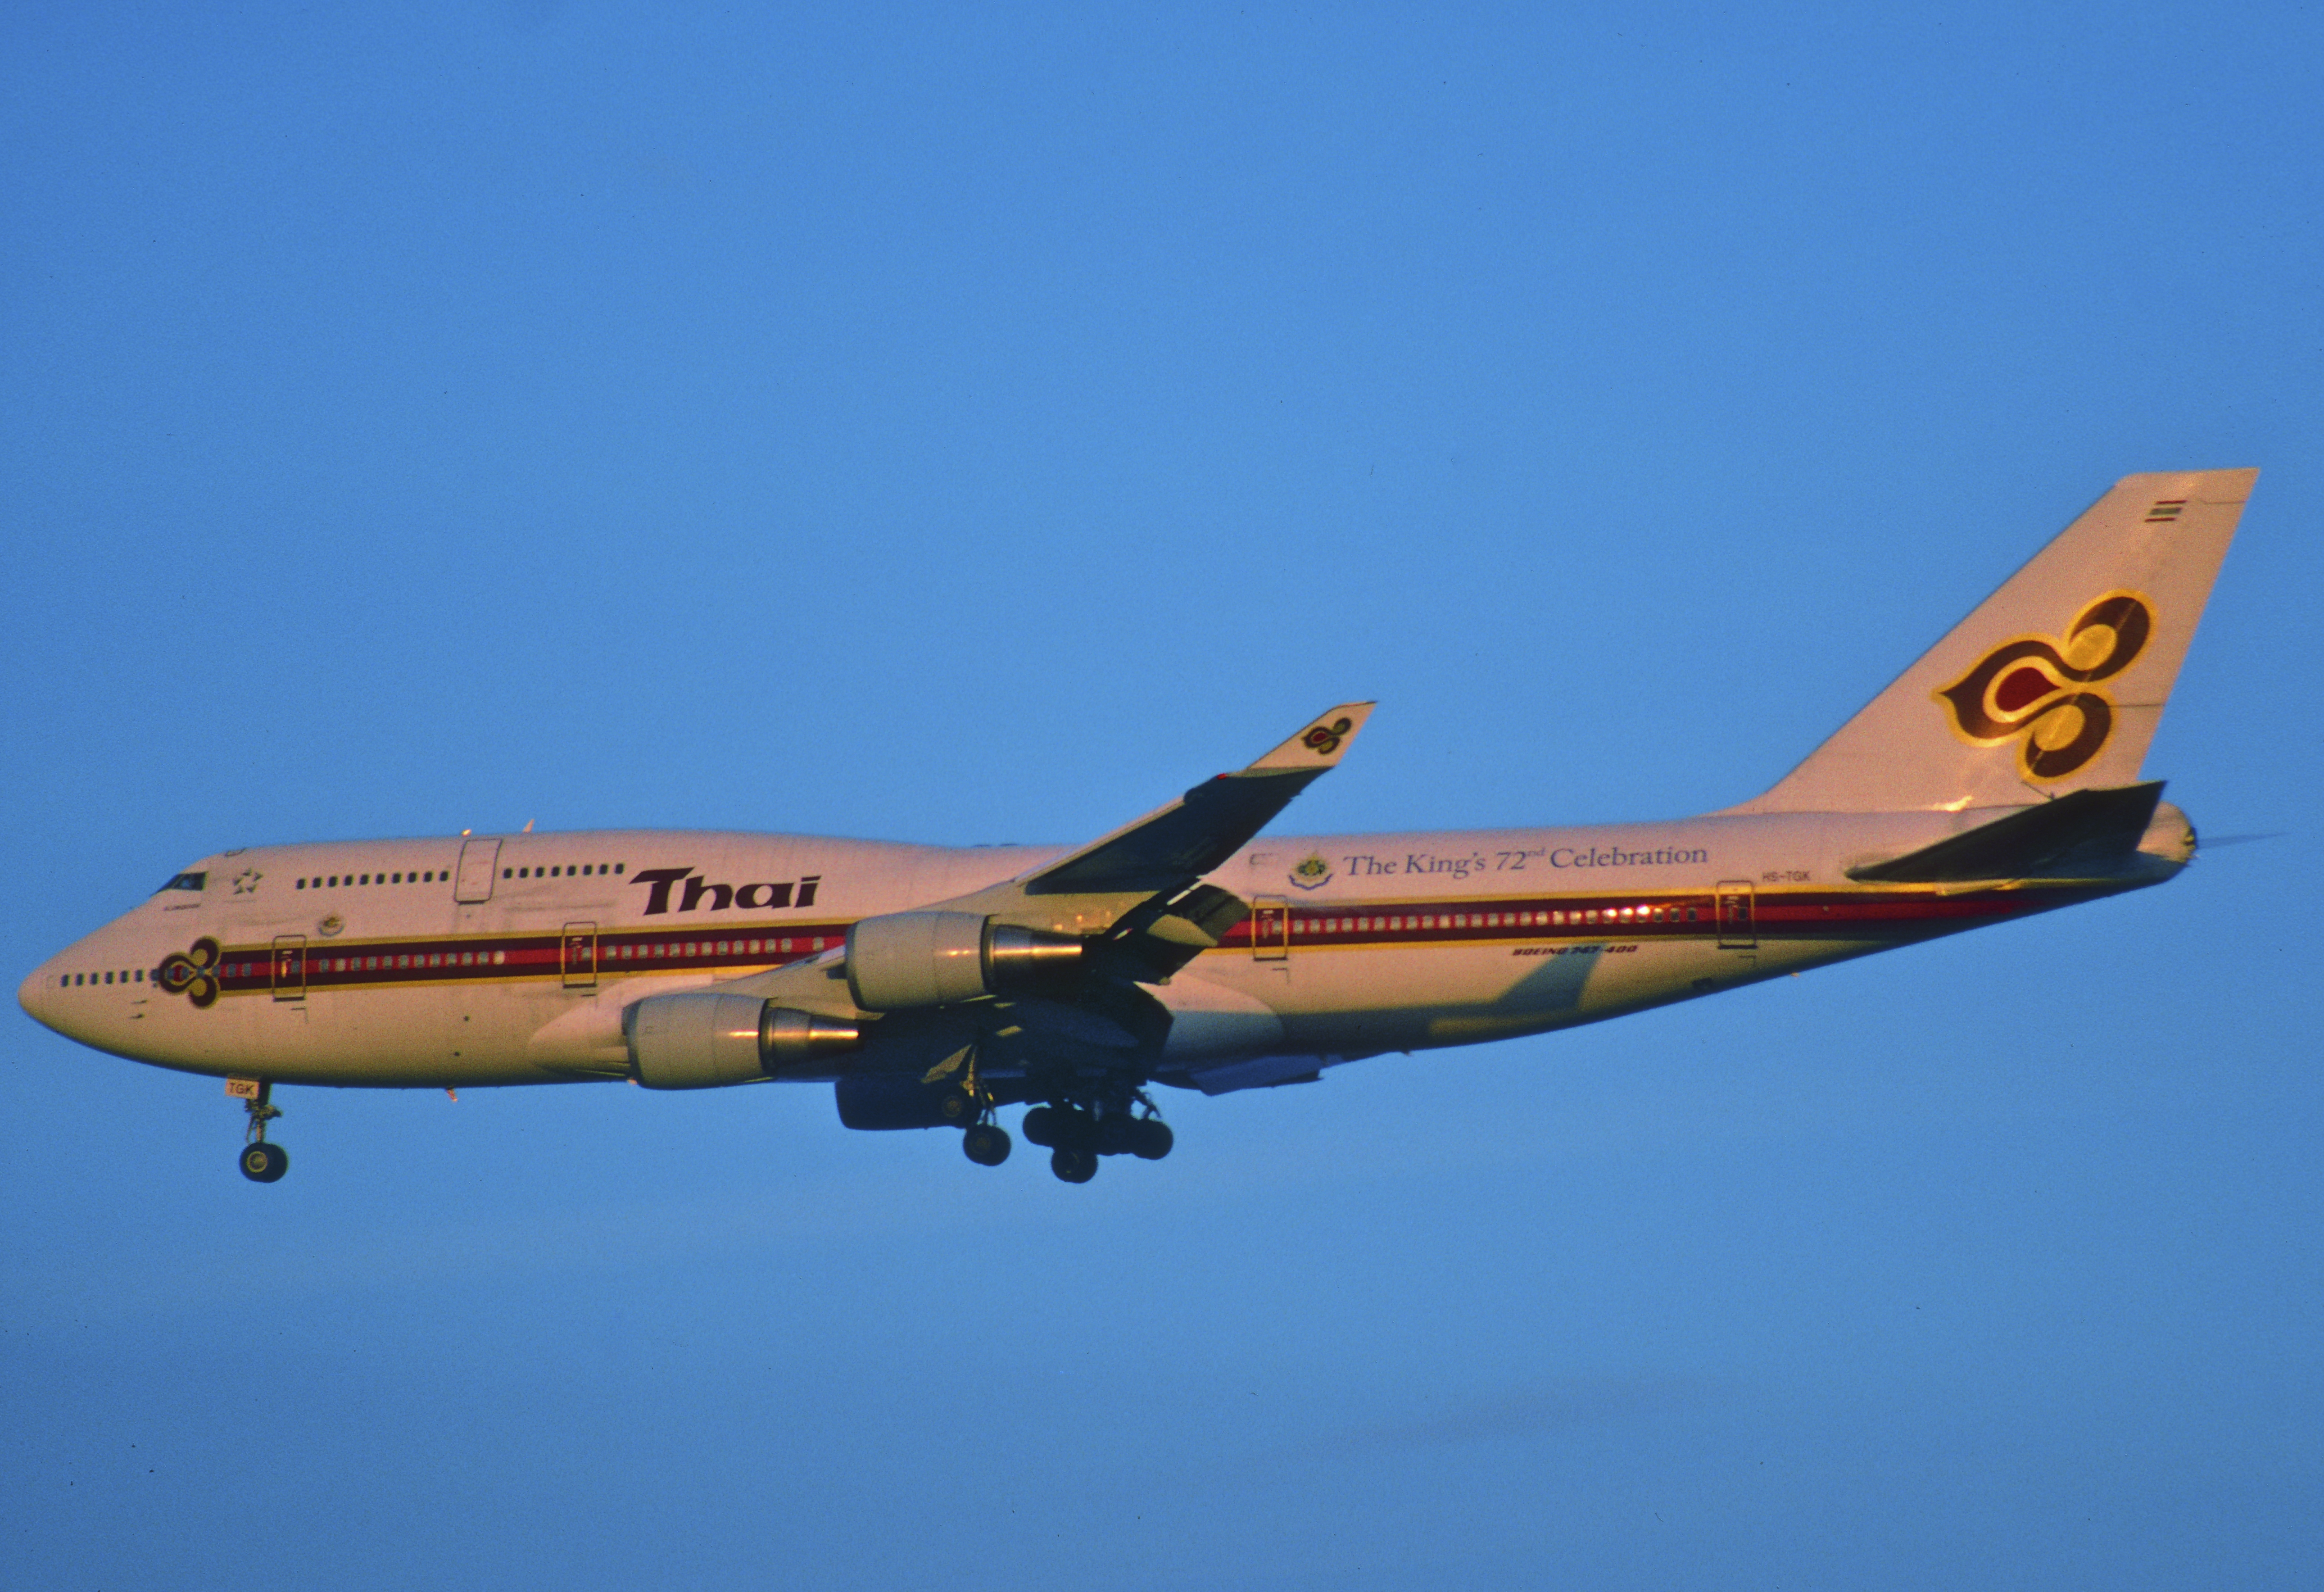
(157, 937, 222, 1008)
(1936, 592, 2153, 780)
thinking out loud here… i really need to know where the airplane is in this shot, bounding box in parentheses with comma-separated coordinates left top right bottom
(18, 470, 2254, 1185)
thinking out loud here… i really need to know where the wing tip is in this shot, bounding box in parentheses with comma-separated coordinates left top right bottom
(1248, 701, 1378, 771)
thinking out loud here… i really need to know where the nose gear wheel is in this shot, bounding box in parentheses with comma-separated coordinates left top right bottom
(236, 1080, 288, 1183)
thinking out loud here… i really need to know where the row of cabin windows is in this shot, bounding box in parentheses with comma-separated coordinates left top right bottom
(177, 939, 828, 983)
(63, 969, 146, 987)
(295, 862, 628, 889)
(607, 937, 825, 960)
(300, 871, 443, 889)
(1292, 904, 1700, 935)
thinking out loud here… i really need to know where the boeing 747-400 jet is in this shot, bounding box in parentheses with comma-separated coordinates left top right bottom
(20, 471, 2254, 1183)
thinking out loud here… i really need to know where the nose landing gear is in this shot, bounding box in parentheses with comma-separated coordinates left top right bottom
(231, 1079, 288, 1183)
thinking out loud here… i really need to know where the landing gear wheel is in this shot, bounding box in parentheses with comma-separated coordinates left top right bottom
(1021, 1105, 1063, 1148)
(235, 1080, 287, 1182)
(1130, 1119, 1174, 1160)
(962, 1123, 1012, 1166)
(240, 1141, 289, 1183)
(1050, 1146, 1098, 1184)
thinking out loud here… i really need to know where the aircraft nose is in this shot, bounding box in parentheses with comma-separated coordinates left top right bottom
(18, 957, 68, 1036)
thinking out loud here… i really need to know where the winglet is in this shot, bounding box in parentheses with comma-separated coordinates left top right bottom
(1245, 702, 1376, 773)
(1019, 701, 1378, 896)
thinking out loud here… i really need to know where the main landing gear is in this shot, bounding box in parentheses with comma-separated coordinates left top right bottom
(236, 1080, 288, 1183)
(1019, 1098, 1173, 1184)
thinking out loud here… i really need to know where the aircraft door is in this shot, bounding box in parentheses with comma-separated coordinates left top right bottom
(271, 935, 306, 1002)
(561, 922, 598, 990)
(454, 837, 502, 903)
(1250, 897, 1290, 961)
(1716, 881, 1757, 949)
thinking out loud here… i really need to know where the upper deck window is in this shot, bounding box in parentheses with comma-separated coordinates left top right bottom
(158, 872, 206, 893)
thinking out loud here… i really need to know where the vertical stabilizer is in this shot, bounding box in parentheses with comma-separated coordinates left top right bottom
(1731, 469, 2254, 814)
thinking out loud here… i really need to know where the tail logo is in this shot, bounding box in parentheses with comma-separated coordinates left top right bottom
(1302, 717, 1355, 757)
(1935, 592, 2152, 780)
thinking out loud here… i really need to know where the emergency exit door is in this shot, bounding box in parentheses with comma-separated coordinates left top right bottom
(454, 837, 501, 903)
(1250, 897, 1290, 960)
(271, 935, 306, 1001)
(1715, 881, 1757, 949)
(561, 922, 598, 990)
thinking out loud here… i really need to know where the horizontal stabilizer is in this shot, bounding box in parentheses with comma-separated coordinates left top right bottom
(1847, 782, 2165, 884)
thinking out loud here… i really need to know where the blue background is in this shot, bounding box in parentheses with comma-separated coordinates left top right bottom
(5, 5, 2319, 1586)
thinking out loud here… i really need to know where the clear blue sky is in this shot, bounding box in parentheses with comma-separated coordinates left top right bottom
(5, 5, 2319, 1587)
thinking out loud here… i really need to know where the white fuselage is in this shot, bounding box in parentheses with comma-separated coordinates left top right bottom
(18, 803, 2190, 1094)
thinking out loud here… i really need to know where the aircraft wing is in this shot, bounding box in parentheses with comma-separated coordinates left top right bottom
(714, 702, 1376, 1015)
(1020, 702, 1375, 895)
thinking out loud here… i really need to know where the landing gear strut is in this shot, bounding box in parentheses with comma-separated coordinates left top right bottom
(945, 1048, 1013, 1167)
(1020, 1091, 1173, 1182)
(236, 1080, 288, 1183)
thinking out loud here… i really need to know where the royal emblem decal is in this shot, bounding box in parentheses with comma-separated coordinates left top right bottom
(157, 937, 223, 1009)
(1288, 852, 1334, 890)
(1935, 591, 2152, 780)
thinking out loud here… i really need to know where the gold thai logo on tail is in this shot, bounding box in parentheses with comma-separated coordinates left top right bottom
(1934, 592, 2152, 780)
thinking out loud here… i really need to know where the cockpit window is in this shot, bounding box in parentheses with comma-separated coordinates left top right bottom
(158, 872, 206, 893)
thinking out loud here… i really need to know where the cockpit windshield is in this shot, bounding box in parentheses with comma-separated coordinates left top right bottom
(158, 872, 206, 893)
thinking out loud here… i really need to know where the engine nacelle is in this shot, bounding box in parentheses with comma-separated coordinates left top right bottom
(843, 911, 1082, 1011)
(625, 993, 861, 1089)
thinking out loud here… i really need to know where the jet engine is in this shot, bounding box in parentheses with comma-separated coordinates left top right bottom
(625, 992, 861, 1089)
(843, 910, 1082, 1011)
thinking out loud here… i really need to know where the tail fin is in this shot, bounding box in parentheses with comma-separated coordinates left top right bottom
(1731, 469, 2256, 814)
